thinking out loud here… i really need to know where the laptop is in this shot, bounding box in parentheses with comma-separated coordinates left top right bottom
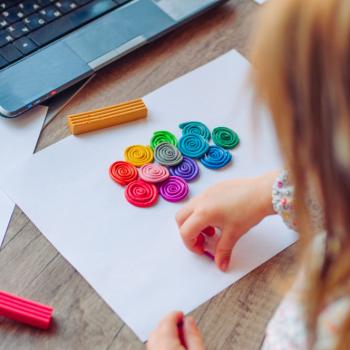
(0, 0, 227, 118)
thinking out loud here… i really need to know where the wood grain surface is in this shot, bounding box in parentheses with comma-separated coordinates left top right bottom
(0, 1, 297, 349)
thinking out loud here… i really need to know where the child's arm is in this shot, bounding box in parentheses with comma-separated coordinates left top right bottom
(176, 171, 278, 271)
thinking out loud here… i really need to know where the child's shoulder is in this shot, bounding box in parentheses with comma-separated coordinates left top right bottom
(262, 257, 350, 350)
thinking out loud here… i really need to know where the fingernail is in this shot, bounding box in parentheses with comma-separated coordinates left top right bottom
(220, 257, 229, 271)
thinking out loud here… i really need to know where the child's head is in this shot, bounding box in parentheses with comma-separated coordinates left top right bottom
(251, 0, 350, 348)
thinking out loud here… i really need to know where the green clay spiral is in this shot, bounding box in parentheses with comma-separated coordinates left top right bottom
(150, 130, 177, 149)
(212, 127, 239, 149)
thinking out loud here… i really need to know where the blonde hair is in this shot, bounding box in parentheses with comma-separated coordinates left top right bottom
(250, 0, 350, 348)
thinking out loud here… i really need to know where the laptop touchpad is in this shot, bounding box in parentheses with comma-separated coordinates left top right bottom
(0, 42, 92, 116)
(64, 0, 174, 65)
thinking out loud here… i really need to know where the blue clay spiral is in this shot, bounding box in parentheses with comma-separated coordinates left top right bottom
(200, 146, 232, 169)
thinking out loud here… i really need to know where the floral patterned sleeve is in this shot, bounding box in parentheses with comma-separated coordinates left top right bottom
(272, 170, 324, 232)
(272, 170, 297, 230)
(262, 171, 345, 350)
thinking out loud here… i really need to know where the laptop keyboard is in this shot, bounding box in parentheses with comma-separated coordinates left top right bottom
(0, 0, 132, 69)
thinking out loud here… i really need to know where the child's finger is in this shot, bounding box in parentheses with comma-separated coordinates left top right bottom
(183, 316, 205, 350)
(179, 212, 211, 254)
(158, 311, 184, 338)
(175, 205, 194, 228)
(215, 229, 239, 272)
(147, 311, 184, 350)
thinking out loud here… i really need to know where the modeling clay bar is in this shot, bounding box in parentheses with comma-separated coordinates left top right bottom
(0, 290, 54, 330)
(67, 98, 147, 135)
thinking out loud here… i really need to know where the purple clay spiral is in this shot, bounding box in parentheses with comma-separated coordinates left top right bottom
(169, 157, 199, 182)
(159, 176, 189, 202)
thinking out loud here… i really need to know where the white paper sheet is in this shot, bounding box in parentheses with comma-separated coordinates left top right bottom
(1, 51, 297, 340)
(0, 106, 47, 247)
(0, 191, 15, 245)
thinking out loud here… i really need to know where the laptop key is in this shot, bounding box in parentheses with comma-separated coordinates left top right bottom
(0, 30, 7, 46)
(54, 1, 78, 14)
(13, 36, 37, 54)
(0, 16, 8, 29)
(2, 9, 20, 25)
(29, 0, 117, 47)
(6, 22, 29, 39)
(0, 54, 8, 68)
(18, 1, 41, 16)
(0, 1, 14, 11)
(0, 30, 13, 47)
(24, 13, 46, 30)
(0, 44, 23, 62)
(39, 6, 62, 22)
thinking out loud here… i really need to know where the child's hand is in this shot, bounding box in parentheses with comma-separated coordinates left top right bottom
(176, 171, 278, 271)
(147, 311, 204, 350)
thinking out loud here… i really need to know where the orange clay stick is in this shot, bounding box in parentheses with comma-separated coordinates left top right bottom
(67, 98, 147, 135)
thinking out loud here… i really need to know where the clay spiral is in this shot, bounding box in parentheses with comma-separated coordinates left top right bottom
(124, 145, 154, 167)
(159, 176, 189, 202)
(200, 146, 232, 169)
(178, 134, 209, 158)
(150, 130, 177, 149)
(139, 163, 170, 183)
(109, 161, 138, 186)
(169, 157, 199, 181)
(179, 121, 211, 141)
(124, 180, 158, 207)
(154, 142, 183, 166)
(212, 127, 239, 149)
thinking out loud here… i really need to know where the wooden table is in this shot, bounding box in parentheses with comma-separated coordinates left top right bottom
(0, 1, 297, 349)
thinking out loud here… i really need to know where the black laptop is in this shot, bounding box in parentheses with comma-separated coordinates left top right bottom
(0, 0, 226, 118)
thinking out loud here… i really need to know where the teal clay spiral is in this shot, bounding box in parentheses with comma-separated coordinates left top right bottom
(178, 134, 209, 158)
(179, 121, 211, 141)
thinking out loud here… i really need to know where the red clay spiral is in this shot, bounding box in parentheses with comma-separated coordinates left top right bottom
(125, 180, 159, 207)
(109, 161, 138, 186)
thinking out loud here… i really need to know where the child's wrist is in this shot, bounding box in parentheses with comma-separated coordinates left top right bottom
(256, 171, 279, 218)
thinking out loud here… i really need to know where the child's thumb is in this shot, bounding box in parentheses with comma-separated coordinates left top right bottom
(215, 229, 238, 272)
(183, 316, 205, 350)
